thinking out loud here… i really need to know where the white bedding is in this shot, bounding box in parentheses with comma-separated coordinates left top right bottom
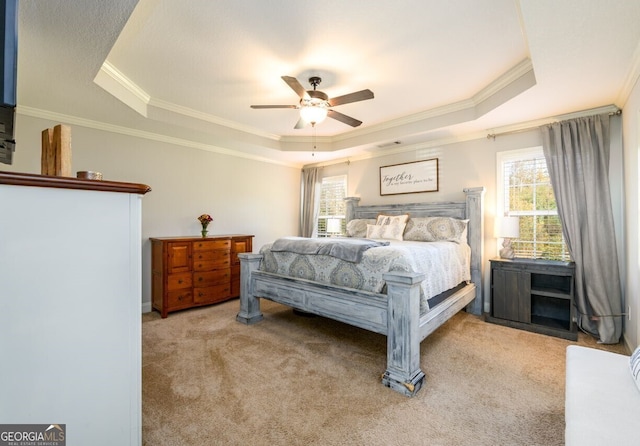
(259, 239, 471, 314)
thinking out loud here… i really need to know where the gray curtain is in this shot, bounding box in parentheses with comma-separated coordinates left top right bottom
(300, 167, 320, 238)
(540, 114, 622, 344)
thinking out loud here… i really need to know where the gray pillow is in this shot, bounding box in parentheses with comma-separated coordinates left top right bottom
(346, 219, 376, 238)
(403, 217, 468, 243)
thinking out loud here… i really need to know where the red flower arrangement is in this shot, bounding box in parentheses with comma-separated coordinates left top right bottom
(198, 214, 213, 230)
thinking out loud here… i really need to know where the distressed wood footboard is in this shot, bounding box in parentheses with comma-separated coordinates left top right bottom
(236, 252, 427, 396)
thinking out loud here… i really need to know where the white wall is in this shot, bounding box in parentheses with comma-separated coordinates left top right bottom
(5, 114, 302, 312)
(623, 79, 640, 350)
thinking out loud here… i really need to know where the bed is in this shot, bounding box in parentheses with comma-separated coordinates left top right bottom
(236, 187, 485, 396)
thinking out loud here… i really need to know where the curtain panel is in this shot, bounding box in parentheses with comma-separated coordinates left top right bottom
(300, 167, 320, 238)
(540, 114, 622, 344)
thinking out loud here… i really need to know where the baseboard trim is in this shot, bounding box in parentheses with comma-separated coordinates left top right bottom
(141, 301, 152, 314)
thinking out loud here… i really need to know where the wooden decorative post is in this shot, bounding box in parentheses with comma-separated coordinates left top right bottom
(41, 124, 72, 176)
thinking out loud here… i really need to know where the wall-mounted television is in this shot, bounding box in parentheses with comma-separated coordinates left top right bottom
(0, 0, 17, 165)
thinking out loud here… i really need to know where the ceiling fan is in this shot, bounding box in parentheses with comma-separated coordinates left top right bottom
(250, 76, 374, 129)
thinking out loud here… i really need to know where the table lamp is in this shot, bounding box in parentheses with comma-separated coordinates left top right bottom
(498, 216, 519, 259)
(326, 218, 342, 237)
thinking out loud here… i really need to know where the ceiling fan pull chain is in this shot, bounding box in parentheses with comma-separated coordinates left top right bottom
(312, 124, 317, 156)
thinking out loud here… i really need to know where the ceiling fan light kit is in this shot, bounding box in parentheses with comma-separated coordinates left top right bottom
(299, 101, 328, 125)
(250, 75, 374, 129)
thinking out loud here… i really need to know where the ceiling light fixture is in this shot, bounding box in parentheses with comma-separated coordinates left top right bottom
(299, 100, 328, 125)
(299, 77, 329, 126)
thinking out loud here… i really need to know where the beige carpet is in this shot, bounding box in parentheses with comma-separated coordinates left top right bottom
(142, 299, 627, 446)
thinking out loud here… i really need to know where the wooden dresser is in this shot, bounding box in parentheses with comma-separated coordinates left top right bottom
(151, 235, 253, 317)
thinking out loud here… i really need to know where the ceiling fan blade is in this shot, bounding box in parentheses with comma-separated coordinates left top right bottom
(328, 89, 374, 107)
(327, 109, 363, 127)
(294, 118, 306, 129)
(250, 105, 297, 109)
(281, 76, 309, 99)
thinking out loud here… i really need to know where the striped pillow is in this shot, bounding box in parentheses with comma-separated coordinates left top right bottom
(631, 346, 640, 393)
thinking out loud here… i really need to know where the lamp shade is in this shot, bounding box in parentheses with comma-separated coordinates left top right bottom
(300, 104, 328, 124)
(326, 218, 341, 234)
(497, 216, 520, 238)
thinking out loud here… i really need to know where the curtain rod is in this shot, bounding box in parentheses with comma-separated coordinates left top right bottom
(487, 108, 621, 140)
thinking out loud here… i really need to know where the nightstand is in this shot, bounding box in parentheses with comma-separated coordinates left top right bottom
(485, 258, 577, 340)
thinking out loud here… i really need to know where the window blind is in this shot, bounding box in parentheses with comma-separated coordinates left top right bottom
(317, 175, 347, 237)
(502, 153, 570, 260)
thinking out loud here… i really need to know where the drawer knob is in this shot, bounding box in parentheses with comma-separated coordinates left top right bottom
(178, 295, 184, 301)
(178, 279, 183, 284)
(198, 277, 203, 282)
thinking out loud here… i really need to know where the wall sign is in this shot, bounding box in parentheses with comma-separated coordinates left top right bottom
(379, 158, 439, 195)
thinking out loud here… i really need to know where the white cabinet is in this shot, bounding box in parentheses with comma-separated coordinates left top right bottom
(0, 172, 150, 446)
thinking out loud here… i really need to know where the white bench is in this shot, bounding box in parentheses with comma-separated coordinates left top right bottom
(565, 345, 640, 446)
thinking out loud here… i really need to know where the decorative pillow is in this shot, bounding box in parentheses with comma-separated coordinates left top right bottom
(346, 219, 376, 238)
(376, 214, 409, 226)
(403, 217, 468, 243)
(630, 346, 640, 393)
(366, 223, 406, 241)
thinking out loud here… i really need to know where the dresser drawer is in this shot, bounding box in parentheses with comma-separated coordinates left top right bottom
(167, 289, 193, 308)
(167, 272, 192, 290)
(193, 269, 231, 287)
(193, 239, 230, 251)
(193, 284, 231, 304)
(193, 251, 230, 271)
(193, 250, 216, 262)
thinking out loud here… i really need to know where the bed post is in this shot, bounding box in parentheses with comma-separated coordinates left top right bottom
(464, 187, 485, 315)
(344, 197, 360, 224)
(381, 271, 426, 397)
(236, 253, 264, 324)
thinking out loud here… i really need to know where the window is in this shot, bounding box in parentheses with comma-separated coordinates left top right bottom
(316, 175, 347, 237)
(497, 147, 570, 261)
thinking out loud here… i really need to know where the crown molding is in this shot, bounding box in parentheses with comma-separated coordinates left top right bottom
(96, 60, 282, 141)
(94, 61, 150, 116)
(16, 106, 300, 168)
(303, 130, 491, 168)
(305, 103, 620, 168)
(485, 104, 620, 138)
(97, 58, 535, 153)
(616, 39, 640, 108)
(148, 98, 281, 141)
(472, 59, 534, 105)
